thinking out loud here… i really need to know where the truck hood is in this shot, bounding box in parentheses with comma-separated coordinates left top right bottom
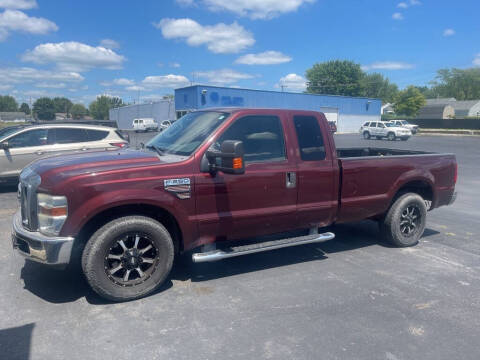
(26, 149, 163, 187)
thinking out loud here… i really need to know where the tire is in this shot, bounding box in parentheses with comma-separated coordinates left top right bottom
(363, 131, 371, 139)
(387, 132, 396, 141)
(380, 193, 427, 247)
(82, 216, 174, 302)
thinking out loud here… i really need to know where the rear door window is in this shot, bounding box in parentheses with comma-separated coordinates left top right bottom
(293, 116, 326, 161)
(217, 115, 286, 164)
(53, 128, 87, 144)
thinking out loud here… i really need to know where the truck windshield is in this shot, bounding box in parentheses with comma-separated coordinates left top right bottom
(146, 111, 230, 156)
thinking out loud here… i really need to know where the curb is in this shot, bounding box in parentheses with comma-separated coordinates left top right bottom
(418, 129, 480, 136)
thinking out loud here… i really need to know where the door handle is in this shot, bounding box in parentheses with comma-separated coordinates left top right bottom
(81, 147, 88, 151)
(35, 151, 44, 155)
(286, 172, 296, 189)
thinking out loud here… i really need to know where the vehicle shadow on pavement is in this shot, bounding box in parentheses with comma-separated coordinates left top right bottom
(19, 221, 440, 304)
(0, 322, 34, 360)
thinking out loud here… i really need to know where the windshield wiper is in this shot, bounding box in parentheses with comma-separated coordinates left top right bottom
(146, 144, 165, 156)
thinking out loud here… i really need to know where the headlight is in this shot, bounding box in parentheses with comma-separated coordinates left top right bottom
(37, 193, 68, 236)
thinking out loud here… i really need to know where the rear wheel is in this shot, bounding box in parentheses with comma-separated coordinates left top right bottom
(82, 216, 174, 301)
(387, 132, 396, 141)
(363, 131, 371, 139)
(380, 193, 427, 247)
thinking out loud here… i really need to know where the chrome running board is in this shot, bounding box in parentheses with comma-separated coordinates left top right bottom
(192, 232, 335, 263)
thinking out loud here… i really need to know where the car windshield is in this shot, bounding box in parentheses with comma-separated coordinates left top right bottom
(400, 121, 409, 125)
(0, 126, 23, 140)
(385, 123, 396, 127)
(146, 111, 230, 156)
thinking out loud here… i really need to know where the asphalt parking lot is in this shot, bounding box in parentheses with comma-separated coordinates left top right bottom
(1, 133, 479, 360)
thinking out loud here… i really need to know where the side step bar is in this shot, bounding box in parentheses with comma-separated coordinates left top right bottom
(192, 232, 335, 263)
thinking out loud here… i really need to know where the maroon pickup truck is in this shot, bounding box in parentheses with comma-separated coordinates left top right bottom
(12, 109, 457, 301)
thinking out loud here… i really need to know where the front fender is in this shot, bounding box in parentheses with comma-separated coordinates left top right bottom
(60, 188, 195, 243)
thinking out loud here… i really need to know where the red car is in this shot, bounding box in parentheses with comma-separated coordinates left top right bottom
(12, 109, 457, 301)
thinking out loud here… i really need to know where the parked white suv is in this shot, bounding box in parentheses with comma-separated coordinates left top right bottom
(360, 121, 412, 141)
(389, 120, 419, 134)
(0, 124, 128, 182)
(133, 118, 158, 132)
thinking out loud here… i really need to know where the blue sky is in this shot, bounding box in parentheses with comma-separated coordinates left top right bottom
(0, 0, 479, 105)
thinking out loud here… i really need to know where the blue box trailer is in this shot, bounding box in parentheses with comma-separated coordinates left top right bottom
(174, 85, 381, 133)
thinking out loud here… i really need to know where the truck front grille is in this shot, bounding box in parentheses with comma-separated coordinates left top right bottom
(20, 181, 38, 231)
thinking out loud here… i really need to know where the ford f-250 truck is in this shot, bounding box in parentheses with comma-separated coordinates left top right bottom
(12, 109, 457, 301)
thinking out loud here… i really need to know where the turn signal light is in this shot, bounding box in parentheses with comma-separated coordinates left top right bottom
(233, 157, 243, 169)
(39, 205, 68, 217)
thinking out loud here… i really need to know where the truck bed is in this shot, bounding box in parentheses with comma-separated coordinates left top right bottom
(337, 147, 433, 158)
(335, 148, 456, 224)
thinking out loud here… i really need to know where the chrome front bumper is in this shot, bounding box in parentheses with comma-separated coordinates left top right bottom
(11, 210, 74, 266)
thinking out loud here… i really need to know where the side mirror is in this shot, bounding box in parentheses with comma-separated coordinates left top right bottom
(0, 141, 9, 150)
(206, 140, 245, 175)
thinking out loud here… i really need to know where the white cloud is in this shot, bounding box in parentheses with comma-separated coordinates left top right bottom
(276, 73, 306, 91)
(142, 74, 190, 89)
(362, 61, 414, 71)
(473, 54, 480, 67)
(113, 78, 135, 86)
(196, 69, 254, 84)
(0, 84, 12, 91)
(0, 0, 37, 9)
(235, 51, 292, 65)
(175, 0, 195, 6)
(100, 38, 120, 49)
(392, 12, 403, 20)
(22, 41, 126, 71)
(0, 67, 84, 84)
(170, 62, 181, 68)
(154, 18, 254, 54)
(35, 82, 66, 88)
(183, 0, 315, 19)
(397, 0, 421, 8)
(443, 28, 455, 37)
(0, 9, 57, 41)
(126, 85, 146, 91)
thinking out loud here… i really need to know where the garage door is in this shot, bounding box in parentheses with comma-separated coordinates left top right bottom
(320, 107, 339, 124)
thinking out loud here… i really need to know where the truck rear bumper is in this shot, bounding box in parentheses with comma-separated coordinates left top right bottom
(11, 211, 74, 267)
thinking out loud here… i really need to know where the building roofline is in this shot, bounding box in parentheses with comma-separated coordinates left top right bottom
(175, 84, 382, 102)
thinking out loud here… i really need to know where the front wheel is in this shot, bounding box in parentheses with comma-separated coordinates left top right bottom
(363, 131, 371, 139)
(82, 216, 174, 301)
(380, 193, 427, 247)
(387, 132, 396, 141)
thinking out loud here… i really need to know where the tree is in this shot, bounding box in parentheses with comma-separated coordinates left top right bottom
(413, 86, 435, 99)
(0, 95, 18, 112)
(393, 86, 426, 117)
(52, 97, 73, 117)
(306, 60, 365, 96)
(33, 97, 55, 120)
(430, 68, 480, 100)
(362, 73, 398, 103)
(89, 95, 124, 120)
(70, 103, 87, 119)
(20, 103, 30, 115)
